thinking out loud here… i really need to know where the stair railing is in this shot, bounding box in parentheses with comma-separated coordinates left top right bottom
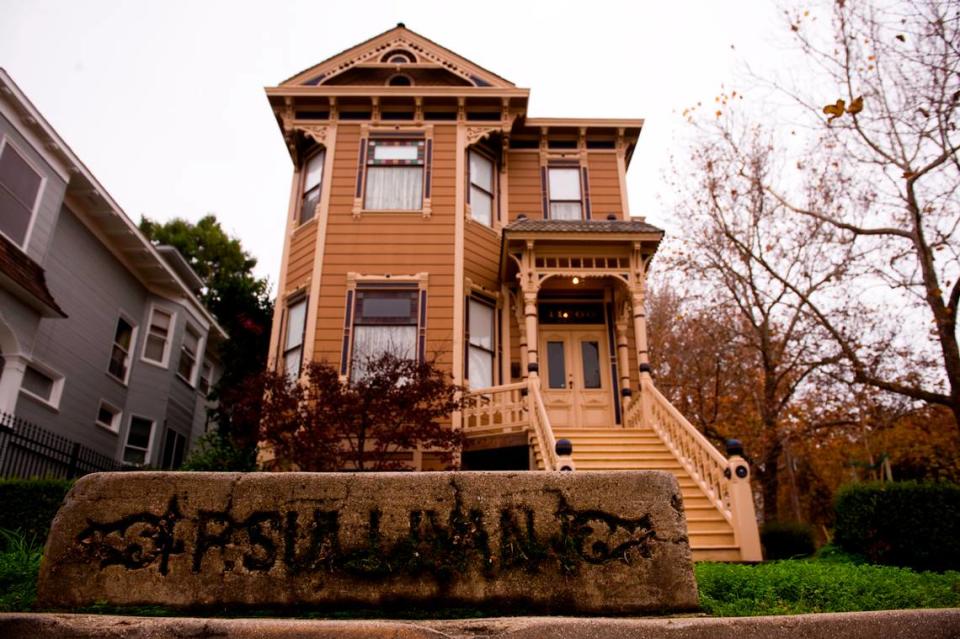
(528, 379, 560, 471)
(630, 378, 733, 523)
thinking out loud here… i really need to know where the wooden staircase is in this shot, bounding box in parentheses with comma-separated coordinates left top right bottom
(537, 427, 742, 561)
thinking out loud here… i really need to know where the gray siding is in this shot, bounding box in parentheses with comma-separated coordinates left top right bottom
(0, 113, 66, 263)
(15, 206, 149, 457)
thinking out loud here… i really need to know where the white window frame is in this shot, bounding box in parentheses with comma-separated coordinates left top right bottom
(122, 415, 156, 467)
(177, 323, 204, 386)
(299, 147, 325, 225)
(198, 358, 214, 396)
(19, 359, 65, 410)
(283, 296, 308, 381)
(106, 313, 138, 385)
(468, 149, 496, 227)
(0, 135, 47, 251)
(95, 399, 123, 433)
(349, 287, 420, 381)
(467, 297, 497, 389)
(141, 304, 176, 368)
(547, 166, 584, 220)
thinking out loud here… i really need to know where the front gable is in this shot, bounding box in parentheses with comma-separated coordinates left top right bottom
(281, 24, 514, 89)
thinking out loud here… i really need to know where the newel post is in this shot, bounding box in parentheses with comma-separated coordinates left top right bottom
(725, 439, 763, 561)
(631, 289, 653, 428)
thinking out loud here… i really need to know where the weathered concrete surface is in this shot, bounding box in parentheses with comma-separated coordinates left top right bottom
(2, 610, 960, 639)
(37, 471, 697, 614)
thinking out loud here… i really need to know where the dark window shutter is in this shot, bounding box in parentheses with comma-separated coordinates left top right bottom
(424, 139, 433, 199)
(581, 166, 592, 220)
(339, 290, 355, 376)
(540, 166, 548, 218)
(354, 138, 367, 198)
(463, 295, 470, 378)
(418, 289, 428, 363)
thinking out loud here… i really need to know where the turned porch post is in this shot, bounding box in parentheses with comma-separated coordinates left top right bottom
(615, 315, 632, 412)
(519, 240, 541, 385)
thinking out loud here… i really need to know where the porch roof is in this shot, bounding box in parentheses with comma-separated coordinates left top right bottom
(505, 218, 663, 236)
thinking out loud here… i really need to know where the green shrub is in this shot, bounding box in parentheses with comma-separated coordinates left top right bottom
(180, 431, 257, 471)
(0, 529, 43, 612)
(0, 479, 72, 548)
(834, 481, 960, 572)
(760, 521, 816, 559)
(696, 560, 960, 616)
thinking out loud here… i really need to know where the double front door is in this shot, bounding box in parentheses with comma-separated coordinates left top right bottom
(539, 327, 614, 428)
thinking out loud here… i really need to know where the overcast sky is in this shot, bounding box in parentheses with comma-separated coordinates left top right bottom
(1, 0, 786, 286)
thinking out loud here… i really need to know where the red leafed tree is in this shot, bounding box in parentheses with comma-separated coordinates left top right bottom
(257, 353, 464, 471)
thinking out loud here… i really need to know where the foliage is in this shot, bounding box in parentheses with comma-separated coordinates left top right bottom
(834, 481, 960, 572)
(179, 431, 258, 471)
(760, 521, 816, 560)
(696, 558, 960, 616)
(139, 214, 274, 438)
(256, 353, 464, 471)
(0, 479, 72, 549)
(0, 529, 43, 612)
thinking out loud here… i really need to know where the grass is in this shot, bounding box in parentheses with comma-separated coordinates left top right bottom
(2, 528, 959, 617)
(0, 529, 43, 613)
(696, 548, 960, 616)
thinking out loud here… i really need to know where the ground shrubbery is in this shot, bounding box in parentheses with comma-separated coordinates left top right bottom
(696, 554, 960, 616)
(834, 481, 960, 572)
(0, 529, 42, 612)
(760, 521, 816, 560)
(0, 479, 71, 549)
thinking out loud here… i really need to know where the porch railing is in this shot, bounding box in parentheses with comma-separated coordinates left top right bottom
(462, 382, 527, 435)
(625, 381, 733, 523)
(463, 380, 561, 471)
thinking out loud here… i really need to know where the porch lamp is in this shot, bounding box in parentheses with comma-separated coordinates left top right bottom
(571, 276, 581, 285)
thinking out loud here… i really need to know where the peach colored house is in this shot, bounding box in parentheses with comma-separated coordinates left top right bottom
(264, 25, 761, 561)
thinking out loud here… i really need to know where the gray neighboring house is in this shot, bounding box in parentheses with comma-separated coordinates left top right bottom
(0, 68, 226, 470)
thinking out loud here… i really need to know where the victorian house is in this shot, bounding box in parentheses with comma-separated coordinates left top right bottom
(264, 25, 761, 561)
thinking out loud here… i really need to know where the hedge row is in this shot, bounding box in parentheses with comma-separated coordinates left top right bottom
(0, 479, 72, 548)
(834, 481, 960, 572)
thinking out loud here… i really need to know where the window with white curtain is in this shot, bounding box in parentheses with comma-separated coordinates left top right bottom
(363, 139, 424, 210)
(469, 150, 495, 226)
(300, 148, 325, 224)
(283, 298, 307, 381)
(467, 298, 496, 389)
(548, 167, 583, 220)
(351, 288, 419, 379)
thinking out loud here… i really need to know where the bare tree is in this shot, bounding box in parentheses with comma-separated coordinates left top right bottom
(747, 0, 960, 436)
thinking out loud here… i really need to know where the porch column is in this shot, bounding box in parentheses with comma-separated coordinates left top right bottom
(631, 289, 654, 426)
(523, 290, 540, 382)
(513, 292, 528, 382)
(0, 354, 28, 415)
(615, 316, 632, 411)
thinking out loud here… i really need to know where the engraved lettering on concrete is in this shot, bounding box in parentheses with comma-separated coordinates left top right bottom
(38, 472, 699, 614)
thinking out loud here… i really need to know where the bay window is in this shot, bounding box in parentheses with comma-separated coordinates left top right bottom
(469, 150, 495, 226)
(0, 140, 43, 247)
(108, 317, 135, 382)
(143, 307, 174, 366)
(178, 324, 201, 384)
(363, 139, 424, 210)
(467, 298, 496, 389)
(283, 297, 307, 380)
(350, 288, 419, 379)
(300, 149, 324, 224)
(547, 167, 583, 220)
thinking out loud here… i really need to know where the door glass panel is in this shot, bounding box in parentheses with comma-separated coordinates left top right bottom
(581, 340, 602, 389)
(546, 341, 566, 389)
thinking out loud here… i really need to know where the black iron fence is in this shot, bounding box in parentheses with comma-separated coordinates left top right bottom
(0, 411, 122, 479)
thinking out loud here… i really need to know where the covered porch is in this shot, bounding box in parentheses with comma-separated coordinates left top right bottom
(459, 219, 762, 561)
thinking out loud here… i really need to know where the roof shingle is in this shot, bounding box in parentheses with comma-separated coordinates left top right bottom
(0, 233, 66, 318)
(505, 218, 664, 235)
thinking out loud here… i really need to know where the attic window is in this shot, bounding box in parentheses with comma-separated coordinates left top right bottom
(387, 74, 413, 86)
(382, 49, 415, 64)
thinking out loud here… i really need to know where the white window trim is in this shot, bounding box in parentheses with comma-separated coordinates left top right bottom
(198, 358, 215, 396)
(468, 148, 497, 228)
(176, 323, 204, 387)
(141, 303, 177, 369)
(0, 134, 48, 251)
(467, 296, 498, 390)
(283, 296, 308, 381)
(18, 358, 65, 410)
(106, 312, 138, 386)
(94, 399, 123, 434)
(122, 414, 156, 467)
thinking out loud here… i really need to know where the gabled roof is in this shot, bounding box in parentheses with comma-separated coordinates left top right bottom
(281, 24, 514, 89)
